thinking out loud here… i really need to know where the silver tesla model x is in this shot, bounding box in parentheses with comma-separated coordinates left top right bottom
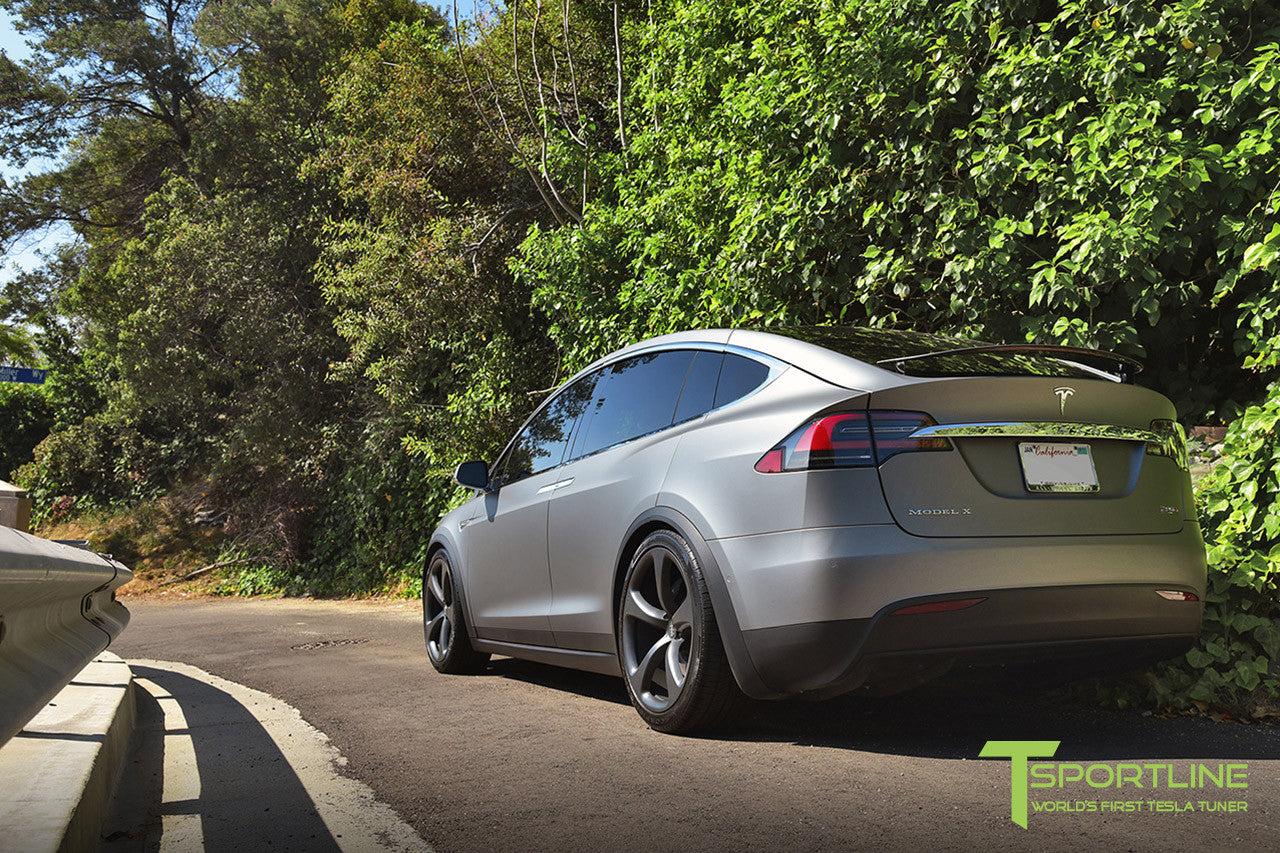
(424, 327, 1206, 733)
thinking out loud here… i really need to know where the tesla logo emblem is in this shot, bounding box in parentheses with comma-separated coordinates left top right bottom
(1053, 386, 1076, 415)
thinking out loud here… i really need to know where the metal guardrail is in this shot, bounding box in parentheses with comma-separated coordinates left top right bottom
(0, 526, 132, 746)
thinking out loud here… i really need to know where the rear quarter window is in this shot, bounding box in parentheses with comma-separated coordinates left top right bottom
(713, 353, 770, 408)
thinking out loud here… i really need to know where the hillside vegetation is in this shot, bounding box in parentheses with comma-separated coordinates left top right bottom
(1, 0, 1278, 712)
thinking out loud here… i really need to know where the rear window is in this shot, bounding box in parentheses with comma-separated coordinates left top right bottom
(762, 326, 1115, 380)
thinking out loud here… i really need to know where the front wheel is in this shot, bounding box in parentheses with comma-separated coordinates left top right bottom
(424, 549, 489, 674)
(617, 529, 743, 733)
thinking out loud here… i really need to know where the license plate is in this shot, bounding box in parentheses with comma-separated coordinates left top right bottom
(1018, 442, 1099, 493)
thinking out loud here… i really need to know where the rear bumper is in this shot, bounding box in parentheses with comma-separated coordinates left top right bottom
(740, 584, 1201, 697)
(706, 523, 1206, 698)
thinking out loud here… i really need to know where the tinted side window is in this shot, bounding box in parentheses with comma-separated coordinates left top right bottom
(576, 351, 695, 457)
(499, 373, 599, 484)
(673, 351, 722, 423)
(714, 353, 770, 408)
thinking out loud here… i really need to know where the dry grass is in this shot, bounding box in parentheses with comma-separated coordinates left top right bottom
(35, 492, 232, 597)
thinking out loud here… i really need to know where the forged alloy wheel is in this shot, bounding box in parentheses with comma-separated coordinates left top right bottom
(425, 555, 457, 664)
(423, 550, 489, 674)
(618, 529, 743, 733)
(621, 543, 696, 712)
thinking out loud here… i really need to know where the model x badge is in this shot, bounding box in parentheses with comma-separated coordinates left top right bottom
(1053, 386, 1075, 415)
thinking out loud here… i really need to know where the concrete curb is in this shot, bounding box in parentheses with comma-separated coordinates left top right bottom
(0, 652, 135, 853)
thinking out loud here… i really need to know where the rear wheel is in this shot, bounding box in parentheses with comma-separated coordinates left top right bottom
(618, 529, 743, 733)
(424, 550, 489, 674)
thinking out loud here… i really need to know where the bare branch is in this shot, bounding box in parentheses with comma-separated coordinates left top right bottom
(524, 1, 583, 221)
(531, 0, 582, 148)
(613, 0, 628, 158)
(464, 202, 542, 274)
(563, 0, 584, 126)
(172, 555, 271, 583)
(547, 0, 586, 148)
(481, 49, 574, 225)
(509, 0, 541, 131)
(465, 202, 541, 255)
(452, 1, 565, 226)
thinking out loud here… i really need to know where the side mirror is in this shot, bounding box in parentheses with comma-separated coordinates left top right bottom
(453, 460, 490, 491)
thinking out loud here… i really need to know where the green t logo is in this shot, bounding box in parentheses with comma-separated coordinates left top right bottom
(981, 740, 1061, 828)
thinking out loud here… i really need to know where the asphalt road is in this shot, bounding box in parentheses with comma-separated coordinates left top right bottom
(110, 597, 1280, 852)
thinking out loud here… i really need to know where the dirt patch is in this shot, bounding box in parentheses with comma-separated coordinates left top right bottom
(36, 492, 232, 595)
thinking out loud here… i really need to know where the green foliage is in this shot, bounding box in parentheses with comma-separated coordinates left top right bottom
(93, 177, 341, 488)
(0, 382, 51, 480)
(4, 251, 109, 492)
(215, 561, 303, 598)
(18, 409, 166, 519)
(303, 421, 453, 596)
(11, 0, 373, 564)
(0, 324, 35, 363)
(0, 0, 210, 252)
(520, 0, 1280, 417)
(1157, 393, 1280, 708)
(312, 7, 575, 471)
(1, 265, 38, 363)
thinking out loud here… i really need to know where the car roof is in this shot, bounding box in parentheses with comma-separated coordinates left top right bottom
(587, 328, 917, 392)
(594, 325, 1129, 390)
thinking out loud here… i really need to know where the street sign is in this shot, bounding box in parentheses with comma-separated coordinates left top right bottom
(0, 366, 47, 384)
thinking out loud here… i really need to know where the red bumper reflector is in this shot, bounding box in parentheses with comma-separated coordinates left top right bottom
(890, 597, 987, 616)
(1155, 590, 1199, 602)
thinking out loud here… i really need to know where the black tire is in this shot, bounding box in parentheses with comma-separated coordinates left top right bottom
(617, 529, 744, 733)
(424, 549, 490, 674)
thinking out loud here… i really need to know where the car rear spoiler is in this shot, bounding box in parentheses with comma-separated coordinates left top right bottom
(875, 344, 1144, 384)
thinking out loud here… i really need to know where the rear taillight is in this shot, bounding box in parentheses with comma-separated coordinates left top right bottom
(866, 411, 952, 462)
(755, 410, 951, 473)
(1146, 419, 1189, 471)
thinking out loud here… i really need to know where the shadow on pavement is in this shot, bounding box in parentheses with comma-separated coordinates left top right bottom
(736, 682, 1280, 761)
(479, 656, 1280, 761)
(486, 657, 631, 706)
(100, 665, 341, 852)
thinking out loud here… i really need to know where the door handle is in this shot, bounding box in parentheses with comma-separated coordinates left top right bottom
(536, 478, 575, 495)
